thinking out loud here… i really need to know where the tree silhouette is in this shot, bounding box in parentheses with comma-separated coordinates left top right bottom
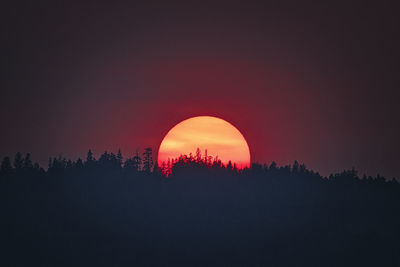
(66, 160, 73, 169)
(195, 147, 202, 162)
(1, 156, 12, 174)
(123, 150, 142, 172)
(23, 153, 33, 169)
(86, 149, 95, 168)
(75, 158, 84, 169)
(292, 160, 299, 173)
(142, 147, 153, 173)
(13, 152, 23, 170)
(1, 148, 399, 266)
(132, 150, 142, 171)
(226, 160, 233, 171)
(117, 149, 123, 168)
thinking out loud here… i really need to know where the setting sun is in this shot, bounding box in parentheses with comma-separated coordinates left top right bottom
(158, 116, 251, 169)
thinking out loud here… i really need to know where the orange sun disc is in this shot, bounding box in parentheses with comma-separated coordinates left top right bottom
(158, 116, 251, 169)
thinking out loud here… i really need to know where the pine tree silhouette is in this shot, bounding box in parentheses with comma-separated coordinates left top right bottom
(13, 152, 23, 170)
(1, 156, 12, 174)
(1, 149, 399, 266)
(23, 153, 33, 169)
(117, 149, 123, 168)
(142, 148, 153, 173)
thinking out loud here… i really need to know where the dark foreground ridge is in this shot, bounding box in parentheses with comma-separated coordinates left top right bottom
(1, 150, 400, 267)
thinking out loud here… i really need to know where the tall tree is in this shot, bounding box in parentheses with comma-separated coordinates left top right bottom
(226, 160, 233, 171)
(117, 149, 123, 168)
(142, 148, 153, 173)
(66, 160, 73, 169)
(74, 158, 84, 169)
(1, 157, 13, 174)
(99, 151, 110, 167)
(132, 151, 142, 171)
(13, 152, 23, 170)
(292, 160, 299, 173)
(269, 161, 277, 171)
(23, 153, 33, 169)
(86, 149, 95, 168)
(153, 162, 160, 175)
(195, 148, 202, 163)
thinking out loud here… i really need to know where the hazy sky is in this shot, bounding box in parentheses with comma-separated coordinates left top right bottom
(1, 0, 399, 178)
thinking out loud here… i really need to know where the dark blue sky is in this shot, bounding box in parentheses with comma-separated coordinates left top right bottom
(1, 0, 399, 178)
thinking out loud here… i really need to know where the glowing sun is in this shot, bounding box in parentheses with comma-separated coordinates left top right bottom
(158, 116, 250, 169)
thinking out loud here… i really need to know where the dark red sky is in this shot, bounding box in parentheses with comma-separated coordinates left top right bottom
(1, 1, 399, 178)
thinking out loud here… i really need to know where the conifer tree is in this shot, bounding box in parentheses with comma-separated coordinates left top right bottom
(13, 152, 23, 170)
(117, 149, 123, 168)
(1, 157, 13, 174)
(132, 151, 142, 171)
(143, 148, 153, 173)
(23, 153, 33, 169)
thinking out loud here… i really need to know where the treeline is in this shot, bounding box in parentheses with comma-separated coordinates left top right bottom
(1, 148, 398, 186)
(0, 148, 154, 176)
(1, 148, 400, 266)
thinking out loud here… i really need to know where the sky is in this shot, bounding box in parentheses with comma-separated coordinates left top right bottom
(1, 0, 399, 178)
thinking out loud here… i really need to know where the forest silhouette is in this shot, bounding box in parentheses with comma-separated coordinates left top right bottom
(1, 148, 399, 266)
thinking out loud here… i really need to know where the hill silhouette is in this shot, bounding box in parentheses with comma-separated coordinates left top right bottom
(1, 149, 399, 266)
